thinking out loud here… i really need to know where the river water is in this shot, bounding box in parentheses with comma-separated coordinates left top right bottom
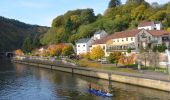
(0, 58, 169, 100)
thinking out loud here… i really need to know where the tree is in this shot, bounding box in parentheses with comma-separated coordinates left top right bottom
(32, 36, 41, 49)
(15, 49, 24, 56)
(126, 0, 145, 4)
(90, 46, 105, 61)
(119, 53, 136, 65)
(157, 44, 167, 53)
(80, 9, 96, 25)
(107, 53, 115, 64)
(127, 48, 132, 53)
(52, 15, 64, 27)
(22, 36, 33, 53)
(62, 45, 74, 56)
(108, 0, 121, 8)
(107, 52, 121, 66)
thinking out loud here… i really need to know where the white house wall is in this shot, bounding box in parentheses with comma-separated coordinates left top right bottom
(76, 43, 88, 55)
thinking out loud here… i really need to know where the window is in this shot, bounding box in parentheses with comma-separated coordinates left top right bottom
(131, 37, 133, 41)
(126, 38, 128, 41)
(117, 39, 119, 42)
(78, 45, 80, 47)
(83, 45, 85, 47)
(103, 46, 105, 50)
(149, 36, 151, 41)
(122, 39, 124, 42)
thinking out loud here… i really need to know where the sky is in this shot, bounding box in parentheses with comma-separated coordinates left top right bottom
(0, 0, 169, 26)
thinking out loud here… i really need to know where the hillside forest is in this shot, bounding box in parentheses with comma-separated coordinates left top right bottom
(40, 0, 170, 45)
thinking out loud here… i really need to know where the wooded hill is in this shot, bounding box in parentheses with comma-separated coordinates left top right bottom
(40, 0, 170, 45)
(0, 16, 49, 52)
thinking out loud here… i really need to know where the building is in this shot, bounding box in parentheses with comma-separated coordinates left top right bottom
(93, 30, 108, 40)
(138, 21, 162, 30)
(90, 36, 112, 56)
(76, 38, 94, 55)
(76, 30, 108, 55)
(107, 29, 170, 53)
(91, 29, 170, 56)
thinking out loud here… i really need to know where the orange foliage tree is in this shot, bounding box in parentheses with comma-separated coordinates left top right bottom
(46, 43, 71, 57)
(15, 49, 24, 56)
(119, 53, 136, 65)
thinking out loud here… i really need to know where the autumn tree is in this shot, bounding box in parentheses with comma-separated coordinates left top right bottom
(107, 52, 121, 66)
(119, 53, 136, 65)
(90, 46, 105, 61)
(15, 49, 24, 56)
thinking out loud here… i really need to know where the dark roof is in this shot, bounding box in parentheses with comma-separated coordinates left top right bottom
(76, 38, 91, 43)
(94, 30, 105, 35)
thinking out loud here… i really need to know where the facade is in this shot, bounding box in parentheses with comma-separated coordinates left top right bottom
(76, 38, 94, 55)
(91, 29, 170, 56)
(107, 29, 170, 53)
(138, 21, 162, 30)
(76, 30, 108, 55)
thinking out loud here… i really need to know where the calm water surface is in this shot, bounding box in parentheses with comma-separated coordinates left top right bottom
(0, 58, 170, 100)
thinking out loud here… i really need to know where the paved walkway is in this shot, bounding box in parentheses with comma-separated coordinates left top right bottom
(13, 58, 170, 82)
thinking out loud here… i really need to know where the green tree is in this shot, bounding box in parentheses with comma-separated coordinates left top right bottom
(107, 53, 115, 64)
(52, 15, 64, 27)
(80, 9, 96, 25)
(126, 0, 145, 4)
(32, 36, 41, 49)
(107, 52, 121, 66)
(157, 44, 167, 53)
(22, 36, 33, 53)
(108, 0, 121, 8)
(62, 46, 74, 56)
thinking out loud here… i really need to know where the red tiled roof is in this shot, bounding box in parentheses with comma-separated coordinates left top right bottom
(110, 29, 141, 39)
(93, 36, 112, 45)
(93, 29, 170, 45)
(147, 30, 170, 36)
(138, 21, 155, 27)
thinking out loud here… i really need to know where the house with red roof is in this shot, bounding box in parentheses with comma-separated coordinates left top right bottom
(138, 21, 162, 30)
(91, 29, 170, 56)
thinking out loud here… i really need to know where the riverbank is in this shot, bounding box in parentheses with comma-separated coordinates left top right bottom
(12, 58, 170, 92)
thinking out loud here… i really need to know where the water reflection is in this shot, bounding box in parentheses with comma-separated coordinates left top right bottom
(0, 59, 170, 100)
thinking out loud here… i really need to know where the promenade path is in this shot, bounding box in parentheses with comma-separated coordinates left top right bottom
(14, 57, 170, 82)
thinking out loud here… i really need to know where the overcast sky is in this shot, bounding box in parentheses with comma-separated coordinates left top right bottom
(0, 0, 169, 26)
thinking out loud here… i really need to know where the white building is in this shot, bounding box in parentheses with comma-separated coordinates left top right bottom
(76, 38, 94, 55)
(138, 21, 162, 30)
(93, 30, 108, 40)
(76, 30, 108, 55)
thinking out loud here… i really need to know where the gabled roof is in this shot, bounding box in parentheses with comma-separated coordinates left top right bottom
(147, 30, 170, 36)
(92, 36, 112, 45)
(138, 21, 155, 27)
(76, 38, 91, 43)
(110, 29, 141, 39)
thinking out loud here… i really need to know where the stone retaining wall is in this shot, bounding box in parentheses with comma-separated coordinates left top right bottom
(12, 60, 170, 92)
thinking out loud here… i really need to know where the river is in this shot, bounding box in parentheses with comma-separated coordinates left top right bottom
(0, 58, 169, 100)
